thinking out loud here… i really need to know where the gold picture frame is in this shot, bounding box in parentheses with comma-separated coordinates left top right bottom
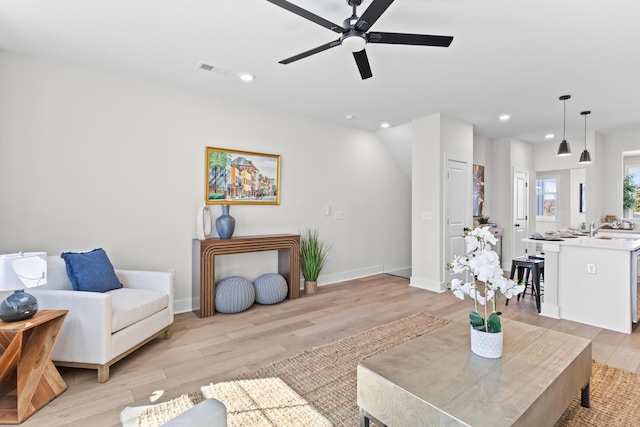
(205, 147, 280, 205)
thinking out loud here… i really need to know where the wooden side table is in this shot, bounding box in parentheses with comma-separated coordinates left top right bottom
(0, 309, 68, 424)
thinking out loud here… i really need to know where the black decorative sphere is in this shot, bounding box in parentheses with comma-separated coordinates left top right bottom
(0, 290, 38, 322)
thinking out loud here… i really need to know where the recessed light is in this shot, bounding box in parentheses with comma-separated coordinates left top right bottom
(238, 72, 255, 82)
(499, 114, 510, 121)
(545, 134, 554, 139)
(345, 114, 355, 120)
(380, 122, 390, 128)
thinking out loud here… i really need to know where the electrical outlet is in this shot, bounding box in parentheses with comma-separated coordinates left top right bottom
(587, 264, 596, 274)
(334, 211, 344, 220)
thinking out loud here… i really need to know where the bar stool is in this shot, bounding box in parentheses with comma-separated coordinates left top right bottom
(505, 256, 544, 313)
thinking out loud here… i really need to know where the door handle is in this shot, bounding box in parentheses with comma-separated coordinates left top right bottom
(515, 224, 520, 227)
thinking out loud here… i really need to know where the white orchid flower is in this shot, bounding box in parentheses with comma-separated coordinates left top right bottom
(468, 250, 500, 283)
(489, 274, 508, 291)
(500, 278, 526, 299)
(448, 226, 525, 333)
(450, 255, 471, 274)
(449, 278, 466, 300)
(449, 279, 475, 300)
(478, 226, 497, 246)
(465, 235, 482, 253)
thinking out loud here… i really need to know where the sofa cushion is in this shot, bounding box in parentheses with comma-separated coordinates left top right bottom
(109, 288, 169, 333)
(61, 248, 123, 292)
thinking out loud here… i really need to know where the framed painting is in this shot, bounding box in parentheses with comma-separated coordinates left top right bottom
(205, 147, 280, 205)
(473, 164, 485, 217)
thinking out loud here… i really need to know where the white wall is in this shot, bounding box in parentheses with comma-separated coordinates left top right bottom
(603, 130, 640, 221)
(534, 169, 586, 232)
(535, 132, 604, 225)
(377, 123, 412, 178)
(0, 50, 412, 311)
(411, 114, 473, 291)
(570, 168, 587, 228)
(473, 134, 492, 220)
(486, 138, 534, 268)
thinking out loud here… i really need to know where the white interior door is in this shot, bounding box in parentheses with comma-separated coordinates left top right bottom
(513, 169, 529, 259)
(445, 158, 469, 286)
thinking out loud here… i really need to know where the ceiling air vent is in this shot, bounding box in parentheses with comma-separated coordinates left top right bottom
(196, 62, 231, 76)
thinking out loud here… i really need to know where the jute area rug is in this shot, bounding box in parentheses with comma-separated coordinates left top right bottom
(134, 312, 640, 426)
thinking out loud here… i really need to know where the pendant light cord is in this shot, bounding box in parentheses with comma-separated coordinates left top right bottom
(584, 113, 587, 149)
(581, 111, 591, 148)
(563, 98, 567, 140)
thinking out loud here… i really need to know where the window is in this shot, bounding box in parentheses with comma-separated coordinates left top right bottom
(536, 177, 557, 220)
(624, 166, 640, 218)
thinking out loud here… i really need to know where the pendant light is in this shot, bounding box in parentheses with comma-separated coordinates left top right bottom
(579, 111, 592, 164)
(557, 95, 572, 156)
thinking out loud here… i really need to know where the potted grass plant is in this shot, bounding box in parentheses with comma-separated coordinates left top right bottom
(300, 229, 331, 295)
(477, 216, 491, 225)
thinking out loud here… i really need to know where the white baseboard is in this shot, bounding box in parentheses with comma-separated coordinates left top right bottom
(409, 276, 445, 293)
(540, 303, 560, 319)
(174, 298, 194, 315)
(384, 267, 411, 278)
(317, 264, 384, 286)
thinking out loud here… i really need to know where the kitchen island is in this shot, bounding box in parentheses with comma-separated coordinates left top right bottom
(525, 232, 640, 333)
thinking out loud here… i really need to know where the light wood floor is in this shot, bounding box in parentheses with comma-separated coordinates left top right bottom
(16, 274, 640, 427)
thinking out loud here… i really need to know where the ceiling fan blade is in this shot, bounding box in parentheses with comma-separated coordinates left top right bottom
(266, 0, 346, 33)
(368, 32, 453, 47)
(353, 49, 373, 80)
(355, 0, 394, 32)
(279, 39, 341, 64)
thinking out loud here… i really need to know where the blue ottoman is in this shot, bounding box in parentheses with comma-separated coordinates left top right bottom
(253, 273, 288, 305)
(215, 276, 255, 314)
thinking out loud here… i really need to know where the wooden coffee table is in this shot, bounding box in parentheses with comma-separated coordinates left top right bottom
(357, 319, 591, 427)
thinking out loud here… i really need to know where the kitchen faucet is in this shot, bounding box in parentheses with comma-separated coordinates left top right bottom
(589, 220, 607, 237)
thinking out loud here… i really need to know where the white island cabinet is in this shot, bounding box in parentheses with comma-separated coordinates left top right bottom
(525, 234, 639, 333)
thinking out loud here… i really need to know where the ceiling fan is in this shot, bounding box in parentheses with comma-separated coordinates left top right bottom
(266, 0, 454, 80)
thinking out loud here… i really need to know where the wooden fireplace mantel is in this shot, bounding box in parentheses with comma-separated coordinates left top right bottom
(192, 234, 301, 318)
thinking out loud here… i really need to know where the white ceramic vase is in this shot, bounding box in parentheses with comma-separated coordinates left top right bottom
(470, 326, 503, 359)
(196, 205, 212, 240)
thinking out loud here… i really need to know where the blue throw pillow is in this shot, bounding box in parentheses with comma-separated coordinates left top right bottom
(60, 248, 123, 292)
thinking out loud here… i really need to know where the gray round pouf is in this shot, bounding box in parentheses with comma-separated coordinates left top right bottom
(253, 273, 288, 305)
(215, 276, 255, 314)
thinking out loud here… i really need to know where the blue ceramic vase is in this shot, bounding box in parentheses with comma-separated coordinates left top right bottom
(216, 205, 235, 239)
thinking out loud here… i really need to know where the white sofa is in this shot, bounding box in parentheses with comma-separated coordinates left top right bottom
(31, 256, 174, 382)
(162, 399, 227, 426)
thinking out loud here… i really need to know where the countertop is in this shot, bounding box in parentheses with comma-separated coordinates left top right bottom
(524, 233, 640, 251)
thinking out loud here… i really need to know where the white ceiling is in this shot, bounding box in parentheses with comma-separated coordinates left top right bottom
(2, 0, 640, 144)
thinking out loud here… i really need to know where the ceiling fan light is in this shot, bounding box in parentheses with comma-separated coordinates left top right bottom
(579, 150, 592, 164)
(557, 140, 571, 156)
(238, 72, 255, 82)
(342, 33, 367, 52)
